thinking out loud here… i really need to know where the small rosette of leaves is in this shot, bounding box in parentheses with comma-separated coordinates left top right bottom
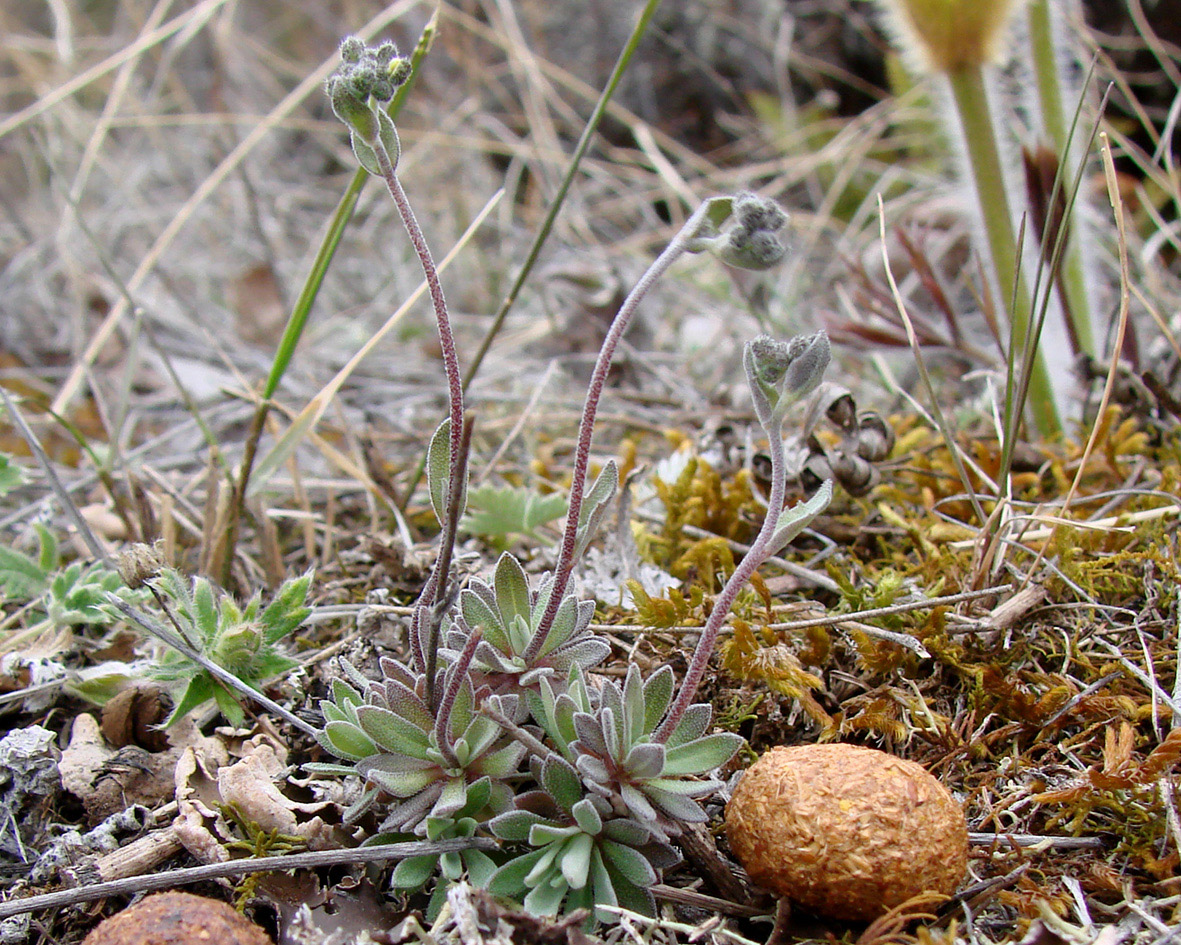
(374, 779, 499, 921)
(0, 525, 145, 628)
(442, 552, 610, 691)
(487, 755, 679, 923)
(531, 664, 742, 841)
(149, 569, 309, 726)
(311, 656, 525, 833)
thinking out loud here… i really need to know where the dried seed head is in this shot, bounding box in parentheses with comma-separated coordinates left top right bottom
(830, 451, 876, 496)
(113, 541, 164, 589)
(855, 411, 896, 462)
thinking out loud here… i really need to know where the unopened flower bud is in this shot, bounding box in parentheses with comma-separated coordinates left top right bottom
(706, 192, 790, 271)
(326, 36, 410, 145)
(744, 331, 830, 431)
(874, 0, 1023, 74)
(781, 331, 831, 403)
(732, 191, 788, 233)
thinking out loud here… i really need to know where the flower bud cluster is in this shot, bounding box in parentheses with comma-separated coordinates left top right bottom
(744, 331, 831, 431)
(326, 37, 410, 156)
(714, 191, 790, 271)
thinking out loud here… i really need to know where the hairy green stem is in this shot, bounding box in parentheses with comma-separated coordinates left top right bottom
(463, 0, 663, 390)
(946, 66, 1061, 438)
(373, 144, 464, 471)
(218, 22, 433, 587)
(1026, 0, 1098, 359)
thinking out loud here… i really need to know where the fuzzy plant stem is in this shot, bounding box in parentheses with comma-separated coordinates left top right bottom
(373, 143, 464, 473)
(432, 627, 482, 769)
(1026, 0, 1098, 358)
(422, 414, 474, 709)
(653, 418, 788, 744)
(371, 134, 469, 699)
(523, 200, 714, 662)
(946, 66, 1061, 438)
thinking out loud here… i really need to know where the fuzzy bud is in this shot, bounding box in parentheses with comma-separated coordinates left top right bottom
(744, 331, 830, 431)
(113, 541, 165, 590)
(874, 0, 1024, 74)
(711, 192, 790, 271)
(326, 36, 410, 144)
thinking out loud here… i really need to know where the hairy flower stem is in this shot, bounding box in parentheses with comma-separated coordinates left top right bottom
(424, 413, 474, 710)
(946, 67, 1061, 438)
(654, 417, 788, 744)
(372, 142, 464, 477)
(371, 135, 469, 700)
(524, 200, 714, 662)
(480, 699, 559, 766)
(433, 627, 482, 769)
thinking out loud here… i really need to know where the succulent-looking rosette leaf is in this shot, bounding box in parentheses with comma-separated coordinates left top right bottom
(442, 552, 610, 691)
(487, 768, 679, 924)
(375, 781, 499, 922)
(309, 656, 525, 832)
(529, 664, 742, 842)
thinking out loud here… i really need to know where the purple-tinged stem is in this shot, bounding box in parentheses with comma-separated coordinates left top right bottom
(653, 416, 788, 744)
(425, 413, 474, 710)
(373, 138, 468, 693)
(373, 143, 464, 457)
(523, 201, 714, 663)
(432, 626, 482, 770)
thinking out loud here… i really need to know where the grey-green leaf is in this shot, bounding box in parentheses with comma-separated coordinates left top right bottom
(573, 460, 618, 558)
(767, 479, 833, 557)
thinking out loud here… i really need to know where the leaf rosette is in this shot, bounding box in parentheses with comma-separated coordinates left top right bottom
(486, 755, 679, 923)
(530, 664, 742, 841)
(442, 552, 611, 692)
(311, 655, 525, 833)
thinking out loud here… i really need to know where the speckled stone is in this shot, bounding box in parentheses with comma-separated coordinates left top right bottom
(82, 891, 272, 945)
(725, 744, 968, 921)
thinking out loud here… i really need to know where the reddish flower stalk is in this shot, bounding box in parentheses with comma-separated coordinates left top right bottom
(523, 200, 715, 663)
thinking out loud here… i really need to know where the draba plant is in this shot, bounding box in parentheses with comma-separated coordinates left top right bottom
(529, 664, 744, 842)
(309, 36, 836, 925)
(308, 644, 526, 831)
(485, 755, 681, 922)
